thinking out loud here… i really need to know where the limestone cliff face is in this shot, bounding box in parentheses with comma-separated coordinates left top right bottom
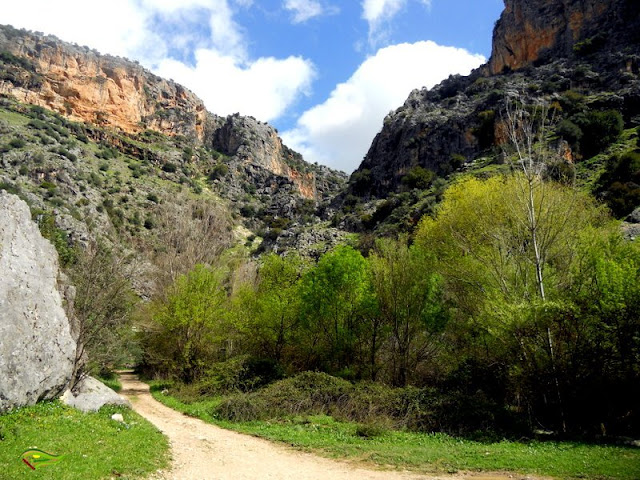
(207, 114, 317, 199)
(0, 24, 322, 199)
(348, 0, 640, 201)
(489, 0, 639, 74)
(0, 25, 207, 139)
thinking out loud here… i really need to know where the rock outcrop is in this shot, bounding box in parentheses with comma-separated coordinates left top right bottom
(206, 114, 320, 200)
(489, 0, 640, 75)
(0, 24, 206, 140)
(0, 192, 76, 412)
(61, 376, 130, 412)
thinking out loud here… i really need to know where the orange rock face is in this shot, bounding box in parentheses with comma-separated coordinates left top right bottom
(488, 0, 614, 75)
(0, 37, 208, 140)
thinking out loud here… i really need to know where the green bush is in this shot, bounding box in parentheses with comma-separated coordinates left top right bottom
(349, 169, 371, 196)
(209, 163, 229, 181)
(8, 137, 25, 149)
(596, 151, 640, 217)
(556, 119, 583, 150)
(573, 34, 606, 56)
(32, 210, 77, 267)
(575, 109, 624, 158)
(212, 371, 513, 434)
(162, 162, 177, 173)
(195, 356, 284, 396)
(355, 422, 388, 438)
(401, 166, 435, 190)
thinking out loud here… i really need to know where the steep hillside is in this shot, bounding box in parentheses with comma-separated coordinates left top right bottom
(341, 0, 640, 235)
(0, 24, 347, 258)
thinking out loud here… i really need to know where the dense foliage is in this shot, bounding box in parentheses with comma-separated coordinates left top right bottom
(139, 171, 640, 437)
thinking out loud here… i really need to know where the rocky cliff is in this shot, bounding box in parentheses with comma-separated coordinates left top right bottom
(347, 0, 640, 205)
(489, 0, 640, 74)
(0, 25, 206, 139)
(0, 24, 336, 200)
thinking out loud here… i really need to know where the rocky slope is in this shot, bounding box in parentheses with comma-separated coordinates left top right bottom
(0, 24, 345, 203)
(343, 0, 640, 232)
(0, 24, 347, 260)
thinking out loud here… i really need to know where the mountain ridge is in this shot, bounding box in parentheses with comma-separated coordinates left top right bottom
(0, 24, 344, 202)
(339, 0, 640, 233)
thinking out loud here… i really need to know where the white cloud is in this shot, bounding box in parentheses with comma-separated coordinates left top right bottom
(285, 0, 323, 23)
(1, 0, 153, 59)
(362, 0, 432, 46)
(283, 0, 339, 24)
(1, 0, 315, 122)
(156, 50, 314, 122)
(362, 0, 404, 24)
(282, 41, 484, 173)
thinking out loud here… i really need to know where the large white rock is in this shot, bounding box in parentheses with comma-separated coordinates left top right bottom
(61, 376, 130, 412)
(0, 192, 77, 412)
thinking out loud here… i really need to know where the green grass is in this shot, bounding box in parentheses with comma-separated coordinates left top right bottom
(0, 107, 30, 126)
(97, 374, 122, 392)
(151, 388, 640, 480)
(0, 401, 168, 480)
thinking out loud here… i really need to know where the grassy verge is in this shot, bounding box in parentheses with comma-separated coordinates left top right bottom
(150, 385, 640, 480)
(0, 401, 168, 480)
(97, 373, 123, 392)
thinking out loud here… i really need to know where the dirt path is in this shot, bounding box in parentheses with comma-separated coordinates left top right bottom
(119, 372, 536, 480)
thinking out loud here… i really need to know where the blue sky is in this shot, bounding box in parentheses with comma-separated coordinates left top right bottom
(2, 1, 504, 172)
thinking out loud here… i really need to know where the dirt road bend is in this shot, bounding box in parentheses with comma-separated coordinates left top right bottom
(119, 372, 532, 480)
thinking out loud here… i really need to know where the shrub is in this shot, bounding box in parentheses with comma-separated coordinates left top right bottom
(575, 109, 624, 158)
(573, 34, 606, 56)
(208, 163, 229, 181)
(195, 356, 283, 396)
(355, 422, 387, 438)
(162, 162, 177, 173)
(240, 204, 256, 217)
(0, 181, 20, 195)
(8, 138, 25, 149)
(556, 119, 583, 150)
(401, 166, 435, 190)
(32, 210, 77, 266)
(475, 109, 496, 149)
(212, 371, 514, 434)
(596, 151, 640, 217)
(349, 169, 371, 196)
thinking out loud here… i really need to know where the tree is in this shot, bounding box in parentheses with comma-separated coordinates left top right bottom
(368, 236, 446, 386)
(300, 246, 374, 376)
(416, 174, 608, 432)
(234, 254, 306, 365)
(141, 264, 228, 382)
(501, 93, 610, 431)
(68, 241, 138, 381)
(149, 196, 234, 292)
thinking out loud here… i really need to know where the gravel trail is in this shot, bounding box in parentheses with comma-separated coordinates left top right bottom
(119, 372, 541, 480)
